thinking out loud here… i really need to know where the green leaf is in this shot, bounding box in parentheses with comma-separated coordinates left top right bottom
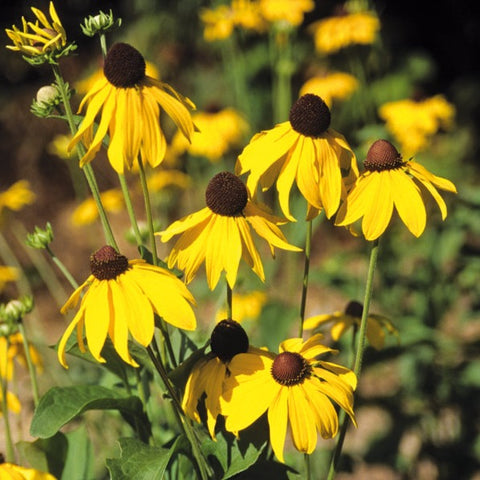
(30, 385, 146, 438)
(60, 426, 95, 480)
(106, 437, 181, 480)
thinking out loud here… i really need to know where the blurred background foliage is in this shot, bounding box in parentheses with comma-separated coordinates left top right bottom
(1, 1, 479, 479)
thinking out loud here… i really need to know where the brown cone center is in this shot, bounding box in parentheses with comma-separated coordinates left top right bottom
(289, 94, 331, 137)
(271, 351, 311, 386)
(103, 43, 146, 88)
(345, 300, 363, 318)
(364, 139, 404, 171)
(90, 245, 129, 280)
(210, 319, 249, 362)
(205, 172, 248, 217)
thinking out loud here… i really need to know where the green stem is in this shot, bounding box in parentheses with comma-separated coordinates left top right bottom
(146, 346, 211, 480)
(326, 238, 380, 480)
(137, 159, 158, 266)
(16, 322, 40, 406)
(118, 173, 143, 247)
(305, 453, 311, 480)
(227, 282, 233, 319)
(99, 33, 108, 57)
(45, 245, 79, 290)
(298, 220, 312, 338)
(1, 339, 15, 463)
(51, 64, 118, 250)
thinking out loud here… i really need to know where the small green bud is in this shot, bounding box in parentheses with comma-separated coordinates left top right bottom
(31, 84, 64, 118)
(25, 222, 54, 249)
(81, 10, 122, 37)
(0, 296, 34, 328)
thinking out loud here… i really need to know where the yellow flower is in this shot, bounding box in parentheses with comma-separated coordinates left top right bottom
(68, 43, 195, 174)
(75, 61, 160, 95)
(146, 169, 192, 192)
(0, 266, 18, 293)
(0, 390, 21, 416)
(47, 134, 72, 160)
(171, 107, 249, 162)
(0, 332, 43, 381)
(0, 461, 57, 480)
(158, 172, 301, 290)
(335, 139, 457, 240)
(58, 246, 196, 368)
(236, 94, 358, 220)
(310, 11, 380, 54)
(220, 334, 356, 462)
(304, 300, 398, 350)
(200, 1, 265, 42)
(378, 95, 456, 156)
(0, 181, 36, 216)
(71, 189, 124, 226)
(5, 2, 66, 58)
(215, 290, 267, 323)
(299, 72, 358, 107)
(182, 319, 252, 438)
(259, 0, 314, 27)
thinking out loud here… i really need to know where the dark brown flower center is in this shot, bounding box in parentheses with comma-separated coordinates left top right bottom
(90, 245, 129, 280)
(289, 94, 331, 137)
(271, 351, 311, 386)
(345, 300, 363, 318)
(364, 139, 404, 172)
(210, 319, 249, 362)
(205, 172, 248, 217)
(103, 43, 146, 88)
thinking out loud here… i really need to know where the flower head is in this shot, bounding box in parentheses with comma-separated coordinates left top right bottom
(304, 300, 398, 350)
(379, 95, 456, 156)
(71, 189, 123, 226)
(220, 334, 356, 462)
(158, 172, 301, 290)
(0, 332, 43, 381)
(259, 0, 314, 27)
(310, 10, 380, 54)
(58, 246, 196, 368)
(68, 42, 195, 173)
(0, 459, 57, 480)
(236, 93, 358, 220)
(300, 72, 358, 107)
(5, 2, 72, 64)
(182, 319, 251, 437)
(170, 106, 249, 162)
(0, 181, 36, 218)
(335, 139, 457, 240)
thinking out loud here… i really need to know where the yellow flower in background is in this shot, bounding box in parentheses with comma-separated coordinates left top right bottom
(146, 169, 191, 193)
(236, 94, 358, 220)
(0, 332, 43, 381)
(68, 43, 195, 174)
(300, 72, 358, 107)
(336, 139, 457, 240)
(0, 181, 36, 216)
(0, 390, 21, 416)
(47, 134, 72, 160)
(379, 95, 456, 156)
(200, 1, 265, 42)
(0, 266, 18, 293)
(220, 334, 357, 462)
(71, 189, 123, 226)
(171, 107, 249, 162)
(58, 246, 196, 368)
(158, 172, 301, 290)
(311, 11, 380, 54)
(304, 300, 398, 350)
(5, 2, 66, 58)
(259, 0, 314, 26)
(215, 290, 267, 323)
(0, 461, 57, 480)
(183, 319, 252, 438)
(75, 61, 160, 95)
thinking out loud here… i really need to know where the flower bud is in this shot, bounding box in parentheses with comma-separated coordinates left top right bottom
(25, 223, 54, 249)
(81, 10, 122, 37)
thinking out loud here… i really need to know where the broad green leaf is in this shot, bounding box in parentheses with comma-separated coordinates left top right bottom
(30, 385, 146, 438)
(60, 426, 95, 480)
(106, 437, 180, 480)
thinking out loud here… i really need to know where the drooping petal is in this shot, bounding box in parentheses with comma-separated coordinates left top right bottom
(267, 386, 289, 463)
(288, 386, 318, 454)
